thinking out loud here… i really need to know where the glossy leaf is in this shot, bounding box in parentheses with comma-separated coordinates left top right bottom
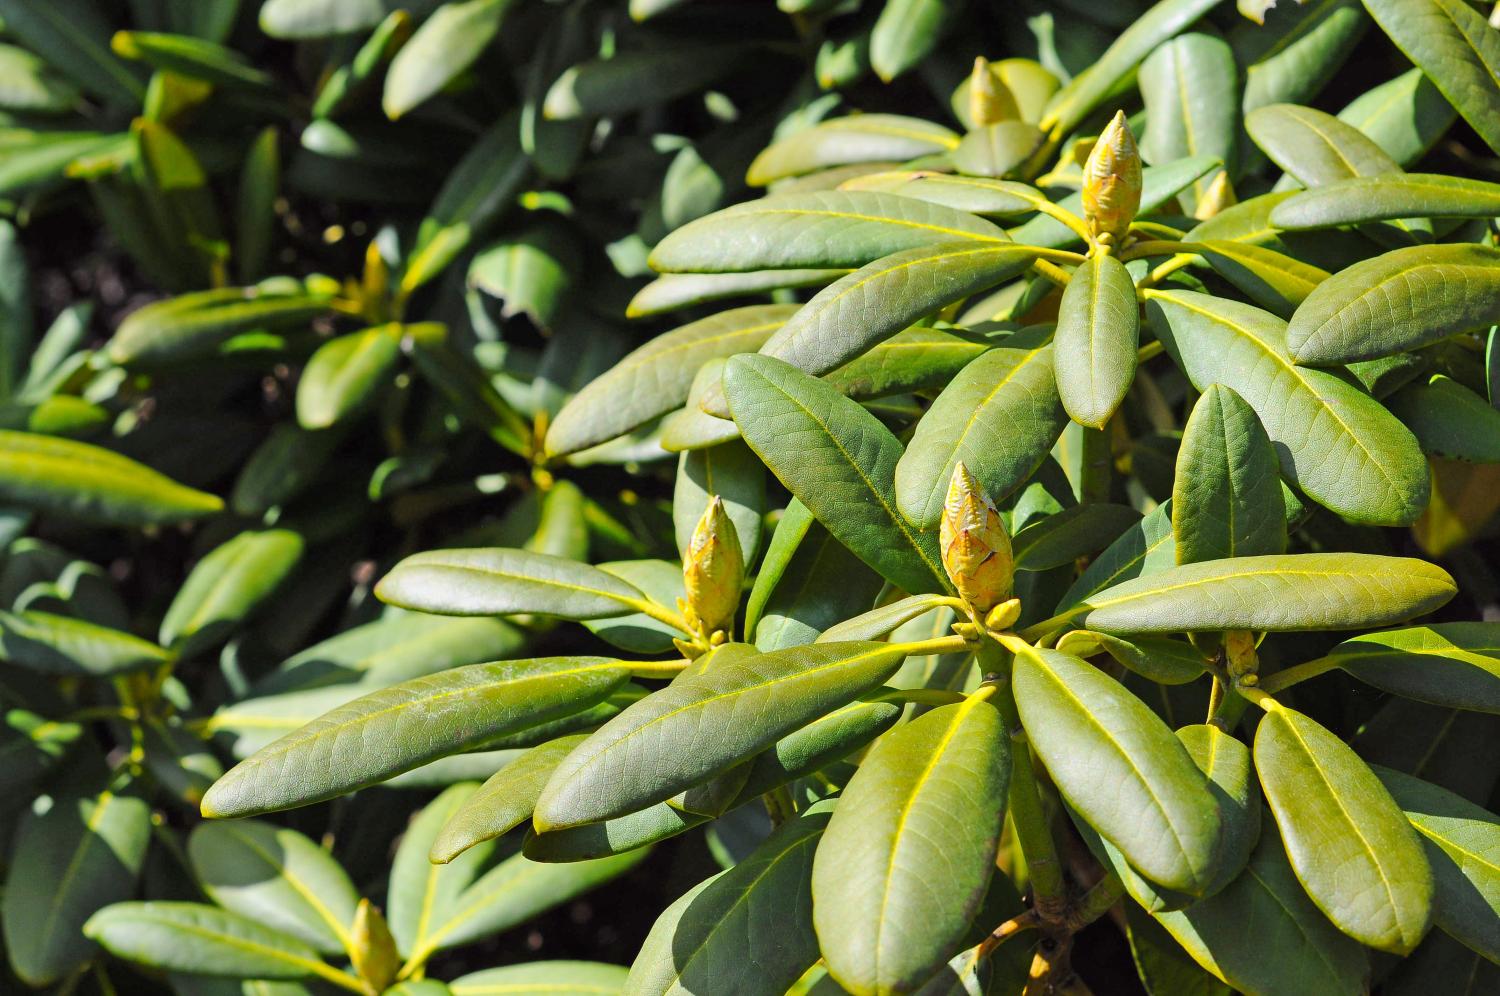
(383, 0, 514, 118)
(1054, 251, 1138, 429)
(673, 442, 765, 561)
(1316, 622, 1500, 713)
(1057, 500, 1177, 610)
(1337, 68, 1456, 167)
(296, 324, 403, 429)
(430, 735, 587, 864)
(748, 502, 885, 651)
(1387, 375, 1500, 464)
(0, 608, 171, 676)
(1270, 173, 1500, 229)
(376, 547, 654, 620)
(1246, 103, 1400, 186)
(160, 530, 304, 657)
(85, 902, 333, 979)
(453, 962, 629, 995)
(1138, 33, 1237, 209)
(1187, 241, 1328, 317)
(627, 270, 846, 318)
(747, 116, 959, 187)
(108, 284, 332, 367)
(1172, 384, 1287, 563)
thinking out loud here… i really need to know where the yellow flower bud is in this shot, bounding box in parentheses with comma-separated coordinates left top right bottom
(683, 496, 744, 638)
(1193, 169, 1237, 220)
(967, 57, 1019, 127)
(1082, 111, 1142, 249)
(350, 899, 399, 993)
(940, 462, 1013, 613)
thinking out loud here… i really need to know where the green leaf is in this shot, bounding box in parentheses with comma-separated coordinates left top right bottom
(468, 223, 579, 331)
(673, 442, 765, 560)
(724, 355, 949, 594)
(950, 122, 1046, 178)
(813, 698, 1009, 994)
(533, 641, 913, 829)
(755, 242, 1035, 379)
(0, 608, 171, 676)
(1177, 724, 1261, 894)
(1172, 384, 1287, 563)
(1374, 765, 1500, 963)
(376, 547, 657, 620)
(582, 561, 687, 654)
(1361, 0, 1500, 157)
(107, 284, 333, 367)
(390, 783, 497, 959)
(1146, 289, 1430, 525)
(236, 126, 280, 283)
(0, 42, 79, 113)
(543, 46, 749, 120)
(823, 327, 990, 400)
(1055, 630, 1206, 685)
(111, 31, 276, 91)
(817, 594, 958, 644)
(383, 0, 515, 118)
(1255, 703, 1434, 953)
(862, 174, 1048, 217)
(1138, 33, 1238, 210)
(453, 962, 628, 995)
(259, 0, 400, 38)
(1012, 503, 1142, 572)
(1237, 0, 1367, 114)
(188, 820, 360, 956)
(430, 735, 587, 864)
(296, 324, 403, 429)
(1186, 241, 1329, 317)
(747, 116, 959, 186)
(1054, 252, 1139, 429)
(1153, 831, 1370, 995)
(1246, 102, 1400, 186)
(748, 502, 885, 651)
(546, 305, 795, 457)
(0, 0, 143, 108)
(525, 800, 707, 863)
(0, 710, 80, 797)
(1314, 622, 1500, 713)
(895, 329, 1067, 529)
(0, 428, 223, 526)
(161, 530, 304, 657)
(627, 270, 847, 318)
(2, 786, 151, 985)
(229, 424, 339, 518)
(649, 192, 1007, 273)
(1269, 173, 1500, 229)
(201, 657, 631, 817)
(1337, 68, 1457, 167)
(1286, 244, 1500, 365)
(1057, 500, 1177, 611)
(869, 0, 954, 80)
(1014, 647, 1222, 894)
(627, 808, 828, 995)
(85, 902, 336, 980)
(735, 699, 904, 800)
(1387, 375, 1500, 463)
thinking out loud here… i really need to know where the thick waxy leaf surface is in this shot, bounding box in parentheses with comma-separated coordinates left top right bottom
(546, 305, 794, 457)
(0, 609, 170, 676)
(188, 820, 359, 955)
(1388, 375, 1500, 463)
(1014, 648, 1222, 893)
(1319, 622, 1500, 713)
(1256, 704, 1434, 953)
(1178, 725, 1262, 895)
(452, 962, 628, 996)
(862, 174, 1047, 216)
(649, 192, 1006, 273)
(1012, 503, 1141, 572)
(725, 355, 948, 594)
(1246, 103, 1399, 186)
(1375, 766, 1500, 962)
(626, 808, 828, 995)
(747, 115, 958, 186)
(296, 324, 403, 429)
(376, 548, 653, 620)
(814, 698, 1009, 995)
(0, 429, 222, 525)
(1188, 241, 1328, 316)
(757, 242, 1040, 378)
(1057, 501, 1176, 610)
(1362, 0, 1500, 157)
(1287, 244, 1500, 365)
(1065, 553, 1453, 634)
(1138, 33, 1238, 209)
(749, 506, 885, 651)
(1054, 252, 1138, 429)
(533, 641, 911, 829)
(1172, 384, 1286, 563)
(161, 529, 304, 657)
(431, 736, 586, 864)
(107, 285, 331, 366)
(673, 442, 765, 560)
(1270, 173, 1500, 229)
(823, 327, 989, 400)
(817, 593, 957, 644)
(1338, 68, 1457, 167)
(85, 902, 329, 979)
(1056, 630, 1205, 685)
(202, 657, 631, 816)
(895, 330, 1066, 528)
(628, 270, 845, 318)
(1147, 290, 1429, 525)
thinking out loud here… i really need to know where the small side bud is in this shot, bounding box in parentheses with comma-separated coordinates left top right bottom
(1225, 629, 1258, 680)
(1082, 111, 1142, 250)
(983, 597, 1022, 633)
(683, 496, 743, 638)
(1194, 170, 1237, 220)
(940, 463, 1013, 613)
(351, 899, 399, 993)
(968, 57, 1019, 127)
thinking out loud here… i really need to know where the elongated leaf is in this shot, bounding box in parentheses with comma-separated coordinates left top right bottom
(823, 327, 989, 399)
(453, 962, 628, 996)
(816, 594, 956, 644)
(1238, 0, 1367, 113)
(0, 429, 223, 525)
(895, 330, 1067, 528)
(869, 0, 953, 80)
(546, 305, 794, 457)
(525, 801, 707, 863)
(0, 711, 79, 797)
(390, 783, 497, 960)
(0, 609, 170, 676)
(376, 547, 654, 620)
(161, 530, 304, 657)
(725, 355, 948, 594)
(383, 0, 514, 118)
(1054, 252, 1138, 429)
(188, 821, 359, 956)
(1388, 375, 1500, 463)
(431, 736, 586, 864)
(1138, 33, 1237, 209)
(627, 808, 828, 995)
(201, 657, 631, 817)
(1256, 704, 1433, 953)
(108, 284, 332, 366)
(1178, 724, 1261, 894)
(1154, 832, 1369, 995)
(296, 324, 403, 429)
(1313, 622, 1500, 713)
(1270, 173, 1500, 229)
(533, 641, 913, 829)
(673, 442, 765, 560)
(854, 173, 1046, 217)
(85, 902, 331, 979)
(1172, 384, 1287, 563)
(1056, 630, 1206, 684)
(735, 699, 904, 800)
(756, 242, 1038, 379)
(750, 506, 885, 651)
(1146, 289, 1429, 525)
(1361, 0, 1500, 157)
(650, 192, 1006, 273)
(814, 698, 1009, 994)
(1287, 244, 1500, 365)
(112, 31, 274, 90)
(0, 0, 143, 108)
(2, 787, 151, 985)
(628, 270, 845, 318)
(1246, 103, 1400, 185)
(1057, 500, 1177, 610)
(1012, 503, 1141, 572)
(747, 116, 959, 186)
(543, 46, 748, 120)
(1375, 765, 1500, 963)
(1337, 67, 1457, 167)
(1188, 241, 1329, 316)
(1014, 647, 1222, 893)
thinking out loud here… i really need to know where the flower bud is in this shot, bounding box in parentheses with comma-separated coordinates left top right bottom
(683, 496, 744, 637)
(1194, 169, 1236, 220)
(940, 462, 1013, 613)
(967, 57, 1019, 127)
(1082, 111, 1142, 249)
(351, 899, 399, 993)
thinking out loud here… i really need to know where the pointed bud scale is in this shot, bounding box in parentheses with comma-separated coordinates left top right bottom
(940, 463, 1013, 613)
(968, 57, 1019, 127)
(1194, 170, 1237, 220)
(1082, 111, 1142, 249)
(684, 495, 744, 637)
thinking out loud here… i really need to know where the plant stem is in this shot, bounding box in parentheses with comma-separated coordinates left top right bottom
(763, 783, 797, 827)
(1066, 872, 1123, 930)
(1258, 655, 1341, 695)
(1077, 426, 1111, 505)
(624, 659, 690, 679)
(1119, 239, 1187, 261)
(621, 596, 693, 635)
(895, 633, 973, 657)
(868, 687, 967, 706)
(1031, 257, 1074, 287)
